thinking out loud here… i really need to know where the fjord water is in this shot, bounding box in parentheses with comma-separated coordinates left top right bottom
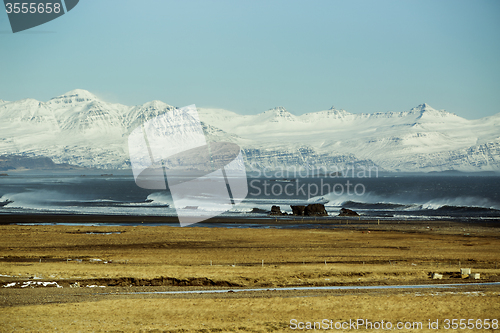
(0, 172, 499, 223)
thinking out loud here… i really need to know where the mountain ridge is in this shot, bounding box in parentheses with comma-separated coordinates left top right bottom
(0, 89, 499, 172)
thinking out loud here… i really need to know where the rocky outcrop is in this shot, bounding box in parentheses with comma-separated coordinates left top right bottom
(291, 204, 328, 216)
(305, 203, 328, 216)
(290, 205, 306, 216)
(338, 208, 359, 216)
(250, 208, 268, 214)
(270, 205, 286, 216)
(0, 200, 13, 207)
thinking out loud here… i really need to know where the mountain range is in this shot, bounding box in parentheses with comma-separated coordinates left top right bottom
(1, 89, 499, 172)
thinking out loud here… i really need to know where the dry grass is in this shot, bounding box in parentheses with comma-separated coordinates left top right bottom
(1, 224, 500, 285)
(1, 223, 500, 332)
(2, 292, 500, 332)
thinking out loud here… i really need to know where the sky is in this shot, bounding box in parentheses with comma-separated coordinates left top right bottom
(0, 0, 499, 119)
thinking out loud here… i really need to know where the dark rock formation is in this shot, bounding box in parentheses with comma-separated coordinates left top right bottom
(250, 207, 268, 214)
(290, 205, 306, 216)
(270, 205, 288, 216)
(304, 203, 328, 216)
(270, 205, 282, 215)
(0, 200, 13, 207)
(338, 208, 359, 216)
(290, 204, 328, 216)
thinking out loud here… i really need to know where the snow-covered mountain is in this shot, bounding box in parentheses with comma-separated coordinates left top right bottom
(0, 89, 499, 172)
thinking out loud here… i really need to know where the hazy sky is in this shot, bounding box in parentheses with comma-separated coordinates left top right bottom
(1, 0, 499, 118)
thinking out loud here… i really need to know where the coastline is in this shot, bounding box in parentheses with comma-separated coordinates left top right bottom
(0, 213, 498, 233)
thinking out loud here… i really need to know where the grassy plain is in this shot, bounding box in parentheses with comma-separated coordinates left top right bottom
(1, 219, 500, 332)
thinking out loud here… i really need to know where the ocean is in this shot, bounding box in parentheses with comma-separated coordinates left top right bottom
(1, 171, 499, 224)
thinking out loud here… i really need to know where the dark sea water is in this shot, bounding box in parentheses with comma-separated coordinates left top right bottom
(0, 170, 499, 224)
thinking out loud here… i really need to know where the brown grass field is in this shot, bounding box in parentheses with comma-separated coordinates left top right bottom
(1, 217, 500, 332)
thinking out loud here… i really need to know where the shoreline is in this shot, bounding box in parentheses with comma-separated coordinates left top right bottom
(0, 213, 498, 225)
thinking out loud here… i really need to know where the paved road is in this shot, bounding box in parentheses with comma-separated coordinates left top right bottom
(2, 282, 499, 307)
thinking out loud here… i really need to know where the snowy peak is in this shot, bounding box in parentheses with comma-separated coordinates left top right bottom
(410, 103, 446, 116)
(301, 107, 351, 120)
(60, 89, 98, 100)
(140, 100, 173, 110)
(0, 98, 61, 137)
(409, 103, 463, 123)
(0, 98, 51, 122)
(328, 106, 349, 113)
(410, 103, 433, 112)
(48, 89, 99, 105)
(61, 100, 125, 133)
(270, 106, 287, 113)
(126, 100, 176, 129)
(132, 100, 175, 118)
(261, 106, 296, 122)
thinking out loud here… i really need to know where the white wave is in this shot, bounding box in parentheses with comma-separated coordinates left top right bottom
(313, 189, 500, 211)
(146, 192, 173, 205)
(312, 191, 390, 207)
(0, 190, 80, 208)
(421, 196, 500, 210)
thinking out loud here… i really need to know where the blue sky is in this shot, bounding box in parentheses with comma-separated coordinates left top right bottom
(1, 0, 499, 118)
